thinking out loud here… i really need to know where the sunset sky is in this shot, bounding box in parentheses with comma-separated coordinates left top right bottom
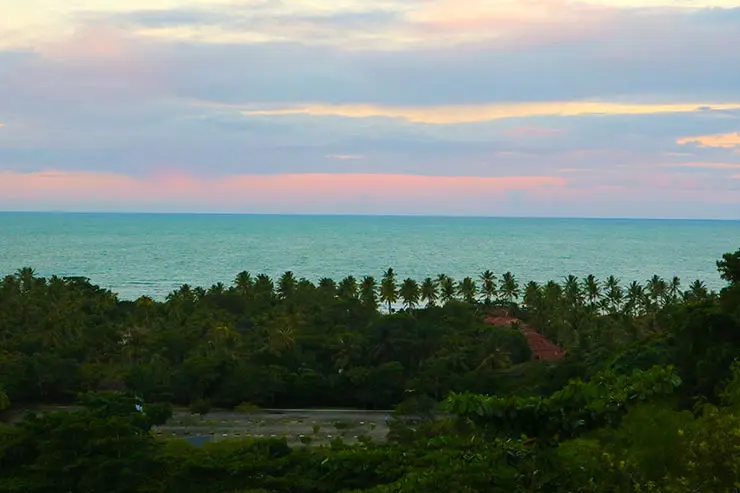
(1, 0, 739, 218)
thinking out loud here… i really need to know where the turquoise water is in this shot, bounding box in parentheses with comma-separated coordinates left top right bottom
(0, 212, 738, 300)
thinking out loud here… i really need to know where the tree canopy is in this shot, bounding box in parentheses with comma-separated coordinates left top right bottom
(1, 248, 740, 492)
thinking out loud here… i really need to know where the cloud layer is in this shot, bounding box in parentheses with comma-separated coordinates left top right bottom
(1, 0, 739, 217)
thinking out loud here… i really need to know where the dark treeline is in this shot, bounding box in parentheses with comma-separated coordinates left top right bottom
(1, 264, 716, 410)
(0, 267, 536, 410)
(1, 249, 740, 492)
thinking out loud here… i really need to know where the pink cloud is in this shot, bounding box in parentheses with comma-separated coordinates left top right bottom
(406, 0, 615, 47)
(0, 170, 568, 213)
(660, 162, 740, 170)
(36, 26, 142, 63)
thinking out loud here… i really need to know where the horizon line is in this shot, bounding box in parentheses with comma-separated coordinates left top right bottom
(1, 210, 739, 222)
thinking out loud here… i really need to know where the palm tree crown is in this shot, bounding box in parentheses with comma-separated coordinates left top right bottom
(380, 268, 398, 313)
(399, 278, 420, 309)
(420, 277, 439, 307)
(479, 270, 497, 304)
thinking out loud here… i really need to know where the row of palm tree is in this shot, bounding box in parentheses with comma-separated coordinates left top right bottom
(523, 274, 710, 318)
(209, 268, 711, 315)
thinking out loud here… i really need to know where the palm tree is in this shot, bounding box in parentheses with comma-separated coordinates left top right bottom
(500, 272, 519, 304)
(420, 277, 439, 307)
(265, 315, 297, 356)
(380, 268, 398, 313)
(439, 276, 457, 304)
(254, 274, 275, 299)
(563, 275, 583, 307)
(625, 281, 645, 317)
(399, 278, 420, 310)
(436, 273, 449, 288)
(604, 275, 623, 314)
(523, 281, 542, 309)
(277, 271, 298, 300)
(233, 271, 254, 296)
(318, 277, 337, 298)
(479, 270, 497, 305)
(543, 280, 563, 305)
(15, 267, 37, 293)
(166, 284, 195, 320)
(667, 276, 681, 304)
(604, 275, 619, 292)
(645, 275, 667, 310)
(684, 279, 708, 301)
(208, 282, 225, 296)
(359, 276, 379, 310)
(458, 277, 477, 304)
(583, 274, 601, 310)
(338, 275, 358, 301)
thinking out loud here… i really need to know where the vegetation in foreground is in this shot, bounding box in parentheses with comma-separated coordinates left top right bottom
(1, 249, 739, 492)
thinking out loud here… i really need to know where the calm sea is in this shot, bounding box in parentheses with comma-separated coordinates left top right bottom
(0, 212, 738, 300)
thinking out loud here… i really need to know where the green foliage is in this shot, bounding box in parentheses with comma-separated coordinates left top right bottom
(1, 250, 740, 492)
(0, 385, 9, 412)
(144, 402, 173, 426)
(0, 395, 156, 493)
(717, 249, 740, 286)
(445, 365, 682, 441)
(234, 402, 261, 413)
(0, 270, 537, 410)
(189, 398, 212, 418)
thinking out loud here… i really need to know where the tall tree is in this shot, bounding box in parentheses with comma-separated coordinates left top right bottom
(604, 275, 623, 314)
(317, 278, 337, 302)
(667, 276, 682, 304)
(479, 270, 497, 305)
(208, 282, 225, 296)
(500, 272, 519, 304)
(233, 271, 254, 296)
(359, 276, 379, 310)
(15, 267, 39, 294)
(685, 279, 709, 302)
(646, 274, 667, 310)
(277, 271, 298, 301)
(337, 275, 358, 301)
(625, 281, 646, 317)
(380, 268, 398, 313)
(254, 274, 275, 299)
(717, 249, 740, 285)
(523, 281, 542, 310)
(399, 278, 420, 310)
(436, 273, 449, 288)
(439, 276, 457, 305)
(458, 277, 478, 304)
(563, 275, 583, 308)
(583, 274, 601, 310)
(420, 277, 439, 307)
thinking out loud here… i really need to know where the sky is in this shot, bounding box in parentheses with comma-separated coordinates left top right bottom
(1, 0, 740, 218)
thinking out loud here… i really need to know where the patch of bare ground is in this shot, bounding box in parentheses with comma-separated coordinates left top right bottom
(155, 408, 392, 446)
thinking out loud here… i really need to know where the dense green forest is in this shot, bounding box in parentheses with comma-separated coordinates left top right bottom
(1, 249, 740, 492)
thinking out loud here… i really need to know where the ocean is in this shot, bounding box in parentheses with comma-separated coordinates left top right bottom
(1, 212, 738, 300)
